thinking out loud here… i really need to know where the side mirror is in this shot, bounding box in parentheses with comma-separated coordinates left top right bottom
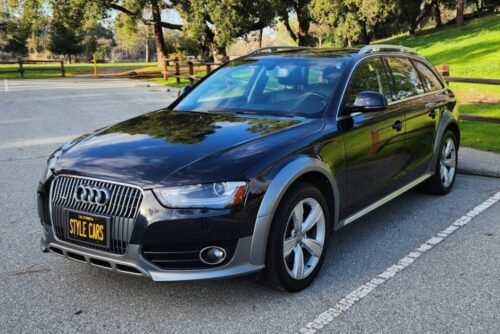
(345, 91, 388, 113)
(178, 85, 191, 97)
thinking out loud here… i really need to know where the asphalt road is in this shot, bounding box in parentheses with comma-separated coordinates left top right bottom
(1, 79, 499, 334)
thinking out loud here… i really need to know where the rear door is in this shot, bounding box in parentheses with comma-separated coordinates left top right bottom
(340, 57, 408, 216)
(385, 56, 437, 181)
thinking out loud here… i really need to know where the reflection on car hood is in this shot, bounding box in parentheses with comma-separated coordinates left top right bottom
(54, 109, 319, 188)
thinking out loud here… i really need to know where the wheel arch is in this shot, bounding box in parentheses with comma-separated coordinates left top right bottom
(446, 121, 460, 148)
(248, 156, 340, 265)
(430, 115, 460, 172)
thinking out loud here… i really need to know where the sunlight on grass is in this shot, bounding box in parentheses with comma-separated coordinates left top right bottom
(459, 104, 500, 117)
(460, 120, 500, 153)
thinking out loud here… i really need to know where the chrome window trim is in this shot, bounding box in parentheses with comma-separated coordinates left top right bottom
(387, 88, 447, 106)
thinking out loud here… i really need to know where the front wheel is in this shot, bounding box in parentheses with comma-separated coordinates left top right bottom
(264, 183, 330, 292)
(420, 130, 458, 195)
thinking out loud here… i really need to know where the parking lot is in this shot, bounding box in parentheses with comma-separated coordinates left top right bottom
(1, 78, 499, 334)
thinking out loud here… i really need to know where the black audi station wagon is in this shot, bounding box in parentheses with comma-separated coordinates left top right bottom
(37, 45, 459, 291)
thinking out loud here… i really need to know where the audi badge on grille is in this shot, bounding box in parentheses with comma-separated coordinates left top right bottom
(73, 185, 111, 206)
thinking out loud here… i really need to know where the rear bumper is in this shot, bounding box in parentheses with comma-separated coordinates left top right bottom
(41, 227, 264, 281)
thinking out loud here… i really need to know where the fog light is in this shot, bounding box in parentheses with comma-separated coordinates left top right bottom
(200, 246, 227, 265)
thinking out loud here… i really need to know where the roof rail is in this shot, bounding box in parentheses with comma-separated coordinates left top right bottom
(359, 44, 420, 56)
(247, 46, 310, 56)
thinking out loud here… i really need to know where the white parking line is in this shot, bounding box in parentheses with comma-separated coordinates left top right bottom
(297, 191, 500, 334)
(0, 135, 75, 149)
(4, 79, 8, 92)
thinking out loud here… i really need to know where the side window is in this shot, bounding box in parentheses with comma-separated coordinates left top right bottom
(386, 57, 425, 100)
(346, 58, 393, 104)
(413, 61, 444, 92)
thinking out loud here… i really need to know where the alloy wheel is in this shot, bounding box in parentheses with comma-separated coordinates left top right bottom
(440, 137, 457, 188)
(283, 198, 326, 280)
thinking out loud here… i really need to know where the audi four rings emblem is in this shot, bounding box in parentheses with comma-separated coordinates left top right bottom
(73, 185, 111, 206)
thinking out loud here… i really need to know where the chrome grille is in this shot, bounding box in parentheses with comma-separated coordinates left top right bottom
(50, 175, 143, 255)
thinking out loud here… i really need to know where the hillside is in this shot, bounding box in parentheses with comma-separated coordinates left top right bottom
(382, 14, 500, 80)
(382, 14, 500, 152)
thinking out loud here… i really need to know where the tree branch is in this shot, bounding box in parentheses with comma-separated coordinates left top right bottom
(109, 4, 183, 31)
(282, 15, 297, 42)
(159, 21, 183, 30)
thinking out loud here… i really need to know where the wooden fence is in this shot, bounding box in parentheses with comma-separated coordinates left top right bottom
(437, 64, 500, 124)
(437, 64, 500, 86)
(0, 59, 65, 78)
(162, 58, 225, 85)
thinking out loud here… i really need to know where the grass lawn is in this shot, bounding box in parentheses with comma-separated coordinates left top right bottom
(382, 14, 500, 153)
(458, 103, 500, 153)
(459, 120, 500, 153)
(0, 62, 155, 79)
(459, 104, 500, 117)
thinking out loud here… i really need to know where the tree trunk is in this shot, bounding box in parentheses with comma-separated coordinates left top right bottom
(211, 44, 227, 62)
(360, 22, 370, 44)
(456, 0, 465, 26)
(434, 2, 443, 26)
(409, 17, 418, 36)
(144, 42, 150, 63)
(151, 0, 168, 69)
(68, 54, 72, 64)
(296, 7, 311, 46)
(258, 28, 263, 49)
(199, 45, 210, 62)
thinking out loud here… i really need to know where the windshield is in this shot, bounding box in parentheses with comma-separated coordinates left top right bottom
(174, 57, 348, 118)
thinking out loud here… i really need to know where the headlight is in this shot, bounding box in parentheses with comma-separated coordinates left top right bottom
(153, 182, 248, 209)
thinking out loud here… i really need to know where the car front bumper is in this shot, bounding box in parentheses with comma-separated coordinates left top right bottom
(41, 226, 263, 281)
(38, 175, 265, 281)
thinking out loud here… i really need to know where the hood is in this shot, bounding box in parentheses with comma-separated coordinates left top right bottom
(54, 109, 321, 188)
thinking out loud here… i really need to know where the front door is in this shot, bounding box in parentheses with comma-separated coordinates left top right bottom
(340, 57, 409, 217)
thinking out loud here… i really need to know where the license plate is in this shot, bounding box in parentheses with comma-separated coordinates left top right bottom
(67, 211, 109, 247)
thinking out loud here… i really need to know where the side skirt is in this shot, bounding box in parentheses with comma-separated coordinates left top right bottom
(337, 172, 433, 228)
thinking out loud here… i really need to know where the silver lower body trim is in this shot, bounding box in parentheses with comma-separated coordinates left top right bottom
(338, 172, 433, 228)
(41, 229, 263, 281)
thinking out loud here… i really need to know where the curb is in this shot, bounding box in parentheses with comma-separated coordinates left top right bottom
(458, 147, 500, 178)
(457, 169, 500, 178)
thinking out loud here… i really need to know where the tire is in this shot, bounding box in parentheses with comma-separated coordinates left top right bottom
(264, 182, 330, 292)
(420, 130, 458, 195)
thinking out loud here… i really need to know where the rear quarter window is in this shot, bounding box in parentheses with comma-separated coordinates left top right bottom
(413, 61, 445, 92)
(386, 57, 425, 100)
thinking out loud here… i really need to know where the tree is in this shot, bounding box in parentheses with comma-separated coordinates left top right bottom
(114, 13, 154, 62)
(456, 0, 465, 26)
(83, 24, 115, 61)
(1, 0, 41, 58)
(49, 22, 84, 63)
(276, 0, 314, 46)
(47, 0, 87, 63)
(310, 0, 397, 46)
(397, 0, 425, 36)
(175, 0, 276, 60)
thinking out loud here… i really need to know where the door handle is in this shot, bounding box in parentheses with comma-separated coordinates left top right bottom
(392, 120, 403, 131)
(425, 101, 445, 119)
(428, 109, 437, 119)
